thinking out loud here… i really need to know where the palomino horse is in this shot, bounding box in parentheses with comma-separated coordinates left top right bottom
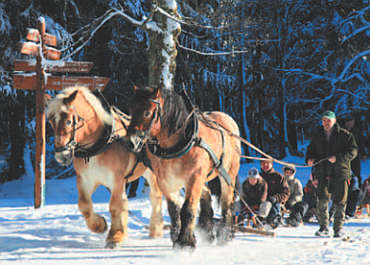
(126, 86, 241, 248)
(45, 86, 163, 248)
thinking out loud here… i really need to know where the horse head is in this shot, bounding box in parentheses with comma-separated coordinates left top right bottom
(126, 86, 162, 153)
(46, 86, 112, 166)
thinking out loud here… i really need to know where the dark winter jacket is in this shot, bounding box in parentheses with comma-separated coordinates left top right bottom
(261, 169, 290, 204)
(303, 179, 318, 209)
(241, 178, 268, 208)
(306, 123, 358, 182)
(347, 127, 364, 182)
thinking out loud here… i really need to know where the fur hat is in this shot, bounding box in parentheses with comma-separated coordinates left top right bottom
(283, 164, 296, 173)
(248, 167, 260, 179)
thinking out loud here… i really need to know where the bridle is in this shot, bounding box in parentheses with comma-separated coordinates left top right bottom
(54, 106, 85, 154)
(129, 99, 161, 152)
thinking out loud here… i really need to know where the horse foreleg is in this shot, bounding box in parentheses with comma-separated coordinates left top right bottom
(174, 177, 204, 249)
(166, 192, 181, 243)
(106, 182, 128, 249)
(77, 175, 107, 234)
(144, 171, 164, 238)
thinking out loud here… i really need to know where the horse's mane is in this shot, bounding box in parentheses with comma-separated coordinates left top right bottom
(46, 86, 112, 125)
(160, 89, 190, 136)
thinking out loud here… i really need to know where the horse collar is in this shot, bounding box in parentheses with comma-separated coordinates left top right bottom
(74, 108, 117, 161)
(148, 112, 199, 159)
(74, 124, 115, 160)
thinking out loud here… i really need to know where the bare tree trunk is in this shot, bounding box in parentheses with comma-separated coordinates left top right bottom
(146, 0, 181, 90)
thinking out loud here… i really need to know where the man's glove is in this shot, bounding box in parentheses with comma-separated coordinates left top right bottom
(269, 196, 277, 204)
(285, 201, 293, 209)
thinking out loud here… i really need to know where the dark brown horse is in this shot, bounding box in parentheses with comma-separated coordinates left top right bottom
(126, 86, 241, 248)
(46, 86, 164, 248)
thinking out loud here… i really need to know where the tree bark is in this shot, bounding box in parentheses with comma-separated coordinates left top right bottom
(146, 0, 181, 90)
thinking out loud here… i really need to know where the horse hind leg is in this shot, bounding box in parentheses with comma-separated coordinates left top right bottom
(216, 177, 236, 245)
(77, 175, 107, 234)
(198, 186, 215, 244)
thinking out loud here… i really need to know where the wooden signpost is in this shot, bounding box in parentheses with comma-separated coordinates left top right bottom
(13, 17, 110, 208)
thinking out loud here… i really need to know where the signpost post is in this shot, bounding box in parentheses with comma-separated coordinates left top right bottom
(13, 17, 110, 208)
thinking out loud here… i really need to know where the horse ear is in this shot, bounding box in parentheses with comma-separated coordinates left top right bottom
(152, 86, 160, 99)
(44, 93, 52, 105)
(63, 90, 78, 105)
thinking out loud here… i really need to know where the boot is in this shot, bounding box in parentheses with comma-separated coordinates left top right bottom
(315, 225, 329, 236)
(269, 215, 281, 229)
(333, 229, 345, 238)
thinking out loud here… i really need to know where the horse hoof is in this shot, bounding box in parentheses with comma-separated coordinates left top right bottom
(105, 241, 118, 249)
(173, 234, 196, 249)
(216, 227, 233, 245)
(94, 216, 108, 233)
(173, 240, 196, 250)
(205, 233, 215, 244)
(198, 229, 215, 244)
(170, 227, 180, 243)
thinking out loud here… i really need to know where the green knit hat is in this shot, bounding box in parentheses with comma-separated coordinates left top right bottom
(322, 110, 336, 119)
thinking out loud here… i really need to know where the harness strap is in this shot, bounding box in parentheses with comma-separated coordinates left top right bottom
(201, 128, 225, 179)
(148, 111, 198, 159)
(74, 108, 117, 160)
(124, 159, 140, 180)
(74, 124, 114, 159)
(195, 135, 232, 186)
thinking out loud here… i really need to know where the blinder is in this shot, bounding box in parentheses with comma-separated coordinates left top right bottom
(54, 107, 85, 154)
(129, 99, 161, 152)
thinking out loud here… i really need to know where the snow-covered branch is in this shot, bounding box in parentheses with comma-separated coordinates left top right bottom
(178, 43, 249, 56)
(337, 88, 370, 105)
(112, 7, 145, 26)
(341, 5, 370, 43)
(338, 50, 370, 80)
(63, 7, 147, 60)
(341, 5, 370, 24)
(341, 25, 370, 43)
(277, 68, 334, 82)
(157, 5, 243, 30)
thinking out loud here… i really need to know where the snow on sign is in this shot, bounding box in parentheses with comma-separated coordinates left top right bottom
(13, 74, 110, 90)
(13, 17, 110, 209)
(14, 59, 94, 73)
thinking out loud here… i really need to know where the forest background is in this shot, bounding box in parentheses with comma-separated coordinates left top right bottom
(0, 0, 369, 182)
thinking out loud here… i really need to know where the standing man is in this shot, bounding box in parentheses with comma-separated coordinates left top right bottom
(260, 159, 290, 228)
(343, 114, 366, 184)
(306, 110, 358, 238)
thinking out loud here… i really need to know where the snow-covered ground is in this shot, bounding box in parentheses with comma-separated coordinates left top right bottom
(0, 157, 369, 265)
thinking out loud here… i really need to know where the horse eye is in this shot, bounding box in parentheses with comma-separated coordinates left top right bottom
(144, 111, 151, 118)
(66, 119, 73, 126)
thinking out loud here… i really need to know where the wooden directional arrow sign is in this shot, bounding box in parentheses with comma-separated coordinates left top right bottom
(13, 17, 110, 209)
(14, 59, 94, 73)
(20, 42, 61, 60)
(13, 74, 109, 91)
(26, 28, 57, 47)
